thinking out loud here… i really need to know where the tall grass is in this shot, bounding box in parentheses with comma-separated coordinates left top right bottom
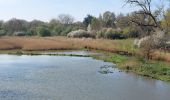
(0, 37, 135, 52)
(0, 36, 169, 62)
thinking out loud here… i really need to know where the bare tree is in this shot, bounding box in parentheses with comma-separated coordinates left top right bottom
(125, 0, 167, 60)
(125, 0, 164, 28)
(58, 14, 74, 25)
(102, 11, 116, 28)
(141, 36, 156, 59)
(2, 18, 28, 35)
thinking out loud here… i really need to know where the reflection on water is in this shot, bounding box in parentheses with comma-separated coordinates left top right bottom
(42, 51, 99, 56)
(0, 54, 170, 100)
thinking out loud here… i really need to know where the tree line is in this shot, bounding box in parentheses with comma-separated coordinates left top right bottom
(0, 0, 170, 39)
(0, 12, 140, 38)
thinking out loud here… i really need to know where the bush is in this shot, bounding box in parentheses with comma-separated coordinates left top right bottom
(0, 30, 6, 36)
(27, 28, 37, 36)
(67, 29, 94, 38)
(105, 28, 124, 39)
(36, 27, 51, 37)
(51, 25, 77, 36)
(97, 28, 107, 38)
(60, 26, 73, 36)
(51, 25, 64, 36)
(13, 31, 27, 36)
(97, 28, 125, 39)
(123, 27, 139, 38)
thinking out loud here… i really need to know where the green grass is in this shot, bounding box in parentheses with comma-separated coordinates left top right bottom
(92, 51, 170, 81)
(134, 61, 170, 81)
(104, 54, 128, 63)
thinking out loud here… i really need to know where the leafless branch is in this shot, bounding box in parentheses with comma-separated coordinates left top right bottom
(125, 0, 162, 28)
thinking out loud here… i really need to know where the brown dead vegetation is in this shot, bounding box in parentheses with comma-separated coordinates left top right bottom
(0, 36, 170, 62)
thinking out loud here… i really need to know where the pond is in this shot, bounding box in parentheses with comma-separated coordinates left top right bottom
(42, 50, 100, 56)
(0, 54, 170, 100)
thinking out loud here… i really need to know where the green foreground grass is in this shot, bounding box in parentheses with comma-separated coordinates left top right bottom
(92, 52, 170, 81)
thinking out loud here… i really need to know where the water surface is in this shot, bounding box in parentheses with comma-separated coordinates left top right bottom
(0, 54, 170, 100)
(42, 50, 99, 56)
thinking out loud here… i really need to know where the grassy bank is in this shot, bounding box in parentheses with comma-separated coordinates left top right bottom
(92, 52, 170, 81)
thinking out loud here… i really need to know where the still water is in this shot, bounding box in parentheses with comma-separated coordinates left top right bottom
(0, 54, 170, 100)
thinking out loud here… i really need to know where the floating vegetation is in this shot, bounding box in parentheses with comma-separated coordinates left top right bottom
(99, 65, 115, 74)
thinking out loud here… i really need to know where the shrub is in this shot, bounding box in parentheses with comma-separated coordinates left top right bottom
(51, 25, 64, 36)
(27, 28, 38, 36)
(97, 28, 107, 38)
(13, 31, 27, 36)
(0, 30, 6, 36)
(105, 28, 125, 39)
(67, 29, 94, 38)
(60, 26, 73, 36)
(51, 25, 77, 36)
(123, 27, 139, 38)
(97, 28, 125, 39)
(36, 26, 51, 37)
(140, 36, 156, 59)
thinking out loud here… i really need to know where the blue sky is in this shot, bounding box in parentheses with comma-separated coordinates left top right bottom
(0, 0, 167, 22)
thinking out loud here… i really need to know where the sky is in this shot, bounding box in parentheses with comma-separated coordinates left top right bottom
(0, 0, 167, 22)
